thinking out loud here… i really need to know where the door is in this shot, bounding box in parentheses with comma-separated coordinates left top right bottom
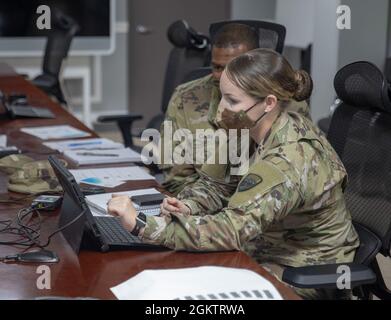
(128, 0, 230, 129)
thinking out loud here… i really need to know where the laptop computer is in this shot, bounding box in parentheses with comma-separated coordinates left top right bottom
(7, 104, 55, 119)
(0, 90, 55, 119)
(48, 155, 162, 253)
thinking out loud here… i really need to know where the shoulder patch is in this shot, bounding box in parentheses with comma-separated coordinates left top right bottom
(238, 173, 263, 192)
(229, 161, 287, 207)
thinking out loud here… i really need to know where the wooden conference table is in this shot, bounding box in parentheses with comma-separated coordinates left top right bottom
(0, 63, 299, 300)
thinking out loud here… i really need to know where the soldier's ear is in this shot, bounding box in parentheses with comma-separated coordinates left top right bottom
(264, 95, 278, 113)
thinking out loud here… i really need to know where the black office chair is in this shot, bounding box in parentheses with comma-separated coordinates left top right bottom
(317, 98, 340, 134)
(209, 19, 285, 54)
(32, 10, 79, 105)
(182, 19, 286, 85)
(282, 61, 391, 300)
(319, 59, 391, 135)
(384, 57, 391, 84)
(98, 20, 209, 151)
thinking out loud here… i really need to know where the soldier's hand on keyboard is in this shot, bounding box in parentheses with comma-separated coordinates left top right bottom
(107, 194, 137, 232)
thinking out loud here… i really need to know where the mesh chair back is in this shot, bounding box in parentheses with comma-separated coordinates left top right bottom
(160, 20, 210, 113)
(161, 47, 209, 113)
(42, 11, 79, 77)
(328, 61, 391, 256)
(209, 20, 286, 54)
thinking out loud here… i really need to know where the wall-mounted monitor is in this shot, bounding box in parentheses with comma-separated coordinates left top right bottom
(0, 0, 115, 56)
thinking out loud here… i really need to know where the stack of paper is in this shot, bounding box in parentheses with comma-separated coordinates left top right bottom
(64, 148, 142, 165)
(70, 166, 155, 188)
(44, 138, 124, 152)
(86, 188, 162, 216)
(21, 125, 91, 140)
(110, 266, 283, 300)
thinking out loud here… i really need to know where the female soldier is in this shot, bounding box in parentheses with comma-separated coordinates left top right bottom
(107, 48, 359, 299)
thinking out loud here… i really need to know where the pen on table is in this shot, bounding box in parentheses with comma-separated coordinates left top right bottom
(68, 141, 103, 147)
(76, 152, 120, 157)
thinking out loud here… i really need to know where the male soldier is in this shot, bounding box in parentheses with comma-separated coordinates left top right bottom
(160, 23, 311, 195)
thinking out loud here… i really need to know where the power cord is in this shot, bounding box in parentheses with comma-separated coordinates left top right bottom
(0, 202, 87, 264)
(0, 203, 85, 250)
(38, 209, 86, 248)
(0, 206, 43, 247)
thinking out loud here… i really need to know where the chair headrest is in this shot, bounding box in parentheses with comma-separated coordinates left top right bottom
(209, 20, 286, 54)
(334, 61, 391, 113)
(167, 20, 209, 50)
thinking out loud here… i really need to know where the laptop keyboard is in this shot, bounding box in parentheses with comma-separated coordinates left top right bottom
(94, 216, 142, 244)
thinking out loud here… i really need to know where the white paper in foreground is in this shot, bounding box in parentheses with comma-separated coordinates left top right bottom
(110, 266, 282, 300)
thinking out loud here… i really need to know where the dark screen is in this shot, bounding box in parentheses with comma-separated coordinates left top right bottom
(49, 156, 89, 254)
(0, 0, 110, 37)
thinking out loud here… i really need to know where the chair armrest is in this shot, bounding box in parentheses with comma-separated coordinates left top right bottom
(97, 114, 143, 148)
(97, 114, 143, 123)
(282, 263, 376, 289)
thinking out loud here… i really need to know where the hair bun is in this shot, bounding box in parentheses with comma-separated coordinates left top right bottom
(293, 70, 313, 101)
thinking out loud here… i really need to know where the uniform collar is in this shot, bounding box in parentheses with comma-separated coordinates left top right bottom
(257, 111, 324, 155)
(257, 111, 289, 153)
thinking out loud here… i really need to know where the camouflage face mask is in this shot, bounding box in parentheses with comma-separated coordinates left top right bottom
(217, 101, 267, 131)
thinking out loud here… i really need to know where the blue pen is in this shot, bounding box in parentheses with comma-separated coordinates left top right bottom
(68, 141, 103, 147)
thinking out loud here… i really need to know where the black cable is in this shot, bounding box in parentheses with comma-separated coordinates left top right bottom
(16, 208, 42, 248)
(0, 203, 86, 250)
(0, 182, 89, 251)
(0, 207, 42, 247)
(0, 207, 41, 247)
(38, 210, 86, 248)
(0, 219, 13, 231)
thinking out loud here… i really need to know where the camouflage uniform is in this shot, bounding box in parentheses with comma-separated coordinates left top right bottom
(160, 74, 220, 195)
(160, 74, 311, 195)
(144, 111, 359, 299)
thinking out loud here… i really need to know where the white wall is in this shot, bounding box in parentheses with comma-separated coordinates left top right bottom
(310, 0, 341, 122)
(231, 0, 276, 21)
(388, 0, 391, 58)
(274, 0, 314, 85)
(230, 0, 303, 67)
(275, 0, 314, 48)
(93, 0, 128, 115)
(338, 0, 389, 70)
